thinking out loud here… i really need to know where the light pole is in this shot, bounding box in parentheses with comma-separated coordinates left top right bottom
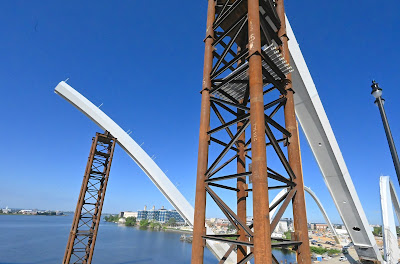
(371, 80, 400, 185)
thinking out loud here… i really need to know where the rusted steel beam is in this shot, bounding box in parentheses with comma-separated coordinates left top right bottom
(237, 59, 247, 260)
(63, 131, 116, 264)
(276, 0, 311, 263)
(191, 0, 216, 263)
(63, 135, 99, 264)
(206, 185, 253, 236)
(87, 132, 116, 263)
(206, 119, 250, 176)
(203, 235, 254, 247)
(218, 244, 236, 264)
(270, 188, 296, 231)
(208, 154, 239, 178)
(206, 171, 252, 183)
(210, 102, 237, 147)
(247, 0, 273, 263)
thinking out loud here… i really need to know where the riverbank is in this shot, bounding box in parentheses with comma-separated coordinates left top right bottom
(163, 227, 192, 234)
(114, 221, 193, 234)
(0, 213, 67, 216)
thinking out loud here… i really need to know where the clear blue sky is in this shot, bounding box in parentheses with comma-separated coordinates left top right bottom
(1, 1, 399, 225)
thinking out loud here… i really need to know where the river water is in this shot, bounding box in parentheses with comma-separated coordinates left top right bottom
(0, 215, 296, 264)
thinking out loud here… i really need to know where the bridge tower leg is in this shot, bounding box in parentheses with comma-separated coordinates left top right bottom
(63, 131, 116, 264)
(192, 0, 311, 263)
(276, 0, 311, 263)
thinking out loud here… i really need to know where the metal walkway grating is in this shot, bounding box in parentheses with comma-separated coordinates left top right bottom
(213, 44, 293, 102)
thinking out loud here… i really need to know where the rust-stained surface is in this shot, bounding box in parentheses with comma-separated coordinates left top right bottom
(192, 0, 309, 263)
(63, 131, 116, 264)
(247, 0, 273, 262)
(191, 0, 215, 263)
(236, 43, 248, 262)
(277, 0, 312, 263)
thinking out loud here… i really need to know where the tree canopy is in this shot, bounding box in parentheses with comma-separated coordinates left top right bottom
(373, 226, 382, 236)
(104, 215, 119, 222)
(168, 218, 176, 226)
(140, 219, 150, 228)
(125, 217, 136, 226)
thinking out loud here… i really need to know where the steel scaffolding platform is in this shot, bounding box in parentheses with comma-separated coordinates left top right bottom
(63, 131, 116, 264)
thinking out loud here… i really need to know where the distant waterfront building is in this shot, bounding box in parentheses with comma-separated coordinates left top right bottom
(19, 209, 36, 215)
(2, 207, 11, 214)
(137, 205, 148, 220)
(119, 211, 138, 218)
(137, 205, 185, 224)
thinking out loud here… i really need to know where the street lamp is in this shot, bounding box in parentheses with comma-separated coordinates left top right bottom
(371, 80, 400, 185)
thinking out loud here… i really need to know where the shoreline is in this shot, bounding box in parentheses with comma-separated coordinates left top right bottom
(0, 213, 67, 216)
(106, 221, 193, 234)
(163, 227, 192, 234)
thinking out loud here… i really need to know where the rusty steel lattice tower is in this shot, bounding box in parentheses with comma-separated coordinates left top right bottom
(192, 0, 311, 263)
(63, 132, 116, 264)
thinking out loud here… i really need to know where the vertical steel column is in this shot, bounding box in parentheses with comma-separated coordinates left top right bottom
(237, 107, 247, 261)
(237, 42, 248, 263)
(191, 0, 215, 263)
(276, 1, 311, 263)
(248, 0, 273, 263)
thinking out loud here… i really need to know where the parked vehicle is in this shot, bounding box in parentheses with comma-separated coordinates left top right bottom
(339, 256, 347, 261)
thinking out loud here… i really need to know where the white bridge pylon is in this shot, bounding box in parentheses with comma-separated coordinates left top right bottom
(380, 176, 400, 263)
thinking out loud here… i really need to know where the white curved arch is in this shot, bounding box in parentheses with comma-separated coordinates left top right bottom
(380, 176, 400, 263)
(54, 81, 236, 263)
(269, 187, 339, 244)
(304, 186, 340, 244)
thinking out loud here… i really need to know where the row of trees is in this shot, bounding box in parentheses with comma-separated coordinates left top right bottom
(125, 217, 136, 226)
(372, 226, 400, 237)
(310, 246, 341, 255)
(104, 214, 120, 222)
(104, 215, 177, 229)
(372, 226, 382, 236)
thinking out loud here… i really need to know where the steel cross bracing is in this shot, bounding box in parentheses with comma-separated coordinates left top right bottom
(192, 0, 309, 263)
(63, 132, 116, 264)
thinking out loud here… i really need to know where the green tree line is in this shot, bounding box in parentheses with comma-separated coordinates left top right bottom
(104, 215, 119, 222)
(310, 246, 341, 255)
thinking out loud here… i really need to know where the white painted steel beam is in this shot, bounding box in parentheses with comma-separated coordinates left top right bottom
(286, 16, 382, 262)
(54, 81, 236, 264)
(380, 176, 400, 263)
(304, 186, 340, 244)
(269, 187, 339, 244)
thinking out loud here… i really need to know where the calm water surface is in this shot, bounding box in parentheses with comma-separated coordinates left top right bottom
(0, 215, 295, 264)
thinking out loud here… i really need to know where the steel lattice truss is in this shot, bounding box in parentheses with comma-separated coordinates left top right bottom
(194, 0, 304, 263)
(63, 132, 116, 264)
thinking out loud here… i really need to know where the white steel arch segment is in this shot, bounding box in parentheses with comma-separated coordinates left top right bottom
(304, 186, 340, 244)
(380, 176, 400, 263)
(54, 81, 236, 264)
(269, 187, 339, 244)
(286, 16, 382, 262)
